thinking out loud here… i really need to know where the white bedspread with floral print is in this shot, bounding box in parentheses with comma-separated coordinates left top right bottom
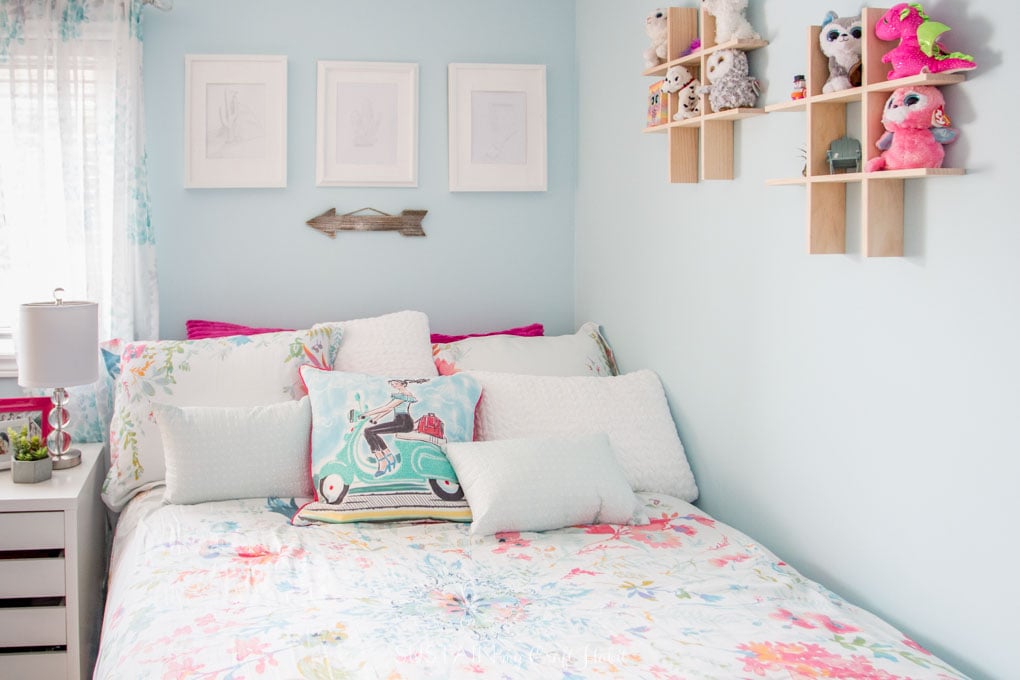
(95, 490, 967, 679)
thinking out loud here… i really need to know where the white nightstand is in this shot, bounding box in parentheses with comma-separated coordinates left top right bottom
(0, 443, 107, 680)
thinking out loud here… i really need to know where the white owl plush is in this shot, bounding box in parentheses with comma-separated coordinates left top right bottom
(644, 8, 669, 69)
(698, 49, 761, 112)
(702, 0, 760, 43)
(819, 11, 862, 93)
(662, 65, 701, 120)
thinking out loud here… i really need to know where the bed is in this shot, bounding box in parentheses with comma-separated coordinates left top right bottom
(93, 313, 969, 679)
(95, 488, 965, 679)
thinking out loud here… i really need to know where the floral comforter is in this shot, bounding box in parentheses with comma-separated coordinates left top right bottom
(95, 491, 967, 679)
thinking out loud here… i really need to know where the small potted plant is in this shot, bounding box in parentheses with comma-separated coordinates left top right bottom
(9, 425, 52, 483)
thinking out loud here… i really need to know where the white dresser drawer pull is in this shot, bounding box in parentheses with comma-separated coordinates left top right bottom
(0, 650, 68, 677)
(0, 512, 64, 551)
(0, 557, 66, 598)
(0, 606, 67, 647)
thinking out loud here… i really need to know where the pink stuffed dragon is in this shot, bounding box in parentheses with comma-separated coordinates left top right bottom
(865, 85, 957, 172)
(875, 3, 976, 80)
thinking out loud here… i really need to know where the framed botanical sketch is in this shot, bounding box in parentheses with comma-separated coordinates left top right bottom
(448, 63, 547, 192)
(316, 61, 418, 187)
(184, 54, 288, 188)
(0, 397, 53, 470)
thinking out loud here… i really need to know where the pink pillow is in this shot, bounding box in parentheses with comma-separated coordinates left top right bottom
(187, 319, 544, 343)
(186, 319, 292, 340)
(429, 323, 544, 344)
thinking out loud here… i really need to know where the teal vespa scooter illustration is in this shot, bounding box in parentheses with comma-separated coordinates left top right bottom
(315, 391, 464, 505)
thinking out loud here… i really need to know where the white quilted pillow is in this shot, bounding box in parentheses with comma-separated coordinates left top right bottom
(335, 310, 437, 376)
(433, 321, 617, 377)
(156, 398, 314, 504)
(471, 369, 698, 501)
(446, 433, 645, 536)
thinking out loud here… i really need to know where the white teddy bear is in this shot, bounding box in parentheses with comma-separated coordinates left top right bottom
(644, 8, 668, 69)
(702, 0, 761, 43)
(661, 65, 701, 120)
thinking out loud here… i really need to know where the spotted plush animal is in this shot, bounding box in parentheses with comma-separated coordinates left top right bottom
(662, 65, 701, 120)
(698, 49, 760, 112)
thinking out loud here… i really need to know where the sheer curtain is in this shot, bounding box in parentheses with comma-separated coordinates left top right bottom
(0, 0, 158, 440)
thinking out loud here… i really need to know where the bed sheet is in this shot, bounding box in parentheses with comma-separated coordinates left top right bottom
(95, 490, 967, 679)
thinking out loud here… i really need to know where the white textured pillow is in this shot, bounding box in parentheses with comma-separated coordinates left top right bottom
(446, 433, 644, 536)
(156, 398, 314, 504)
(472, 369, 698, 501)
(335, 310, 437, 376)
(433, 321, 617, 377)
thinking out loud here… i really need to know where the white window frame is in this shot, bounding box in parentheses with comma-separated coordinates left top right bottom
(0, 327, 15, 378)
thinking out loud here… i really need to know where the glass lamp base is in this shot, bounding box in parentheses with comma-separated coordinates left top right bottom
(50, 448, 82, 470)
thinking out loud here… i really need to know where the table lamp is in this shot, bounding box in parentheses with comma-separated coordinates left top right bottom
(16, 289, 99, 470)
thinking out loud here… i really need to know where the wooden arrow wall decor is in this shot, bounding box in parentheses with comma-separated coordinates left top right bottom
(305, 207, 427, 238)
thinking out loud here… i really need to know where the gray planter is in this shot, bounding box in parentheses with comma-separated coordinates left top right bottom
(12, 456, 53, 484)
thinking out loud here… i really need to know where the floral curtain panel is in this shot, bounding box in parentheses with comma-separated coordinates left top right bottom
(0, 0, 158, 442)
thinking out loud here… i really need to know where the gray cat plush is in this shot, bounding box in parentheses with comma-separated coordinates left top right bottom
(819, 11, 862, 93)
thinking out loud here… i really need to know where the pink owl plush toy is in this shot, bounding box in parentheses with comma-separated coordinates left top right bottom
(865, 85, 957, 172)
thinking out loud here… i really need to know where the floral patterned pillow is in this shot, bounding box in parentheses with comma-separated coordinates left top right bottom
(432, 321, 618, 377)
(294, 367, 481, 525)
(101, 324, 343, 511)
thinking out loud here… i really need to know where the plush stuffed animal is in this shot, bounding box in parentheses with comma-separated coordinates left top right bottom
(819, 10, 862, 93)
(698, 49, 760, 112)
(864, 85, 957, 172)
(875, 3, 977, 80)
(644, 8, 669, 69)
(662, 65, 701, 120)
(702, 0, 761, 43)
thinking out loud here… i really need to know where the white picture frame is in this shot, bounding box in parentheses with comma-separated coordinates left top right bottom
(316, 61, 418, 187)
(184, 54, 288, 188)
(448, 63, 547, 192)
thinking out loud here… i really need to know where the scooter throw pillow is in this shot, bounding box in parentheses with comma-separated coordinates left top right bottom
(295, 367, 481, 525)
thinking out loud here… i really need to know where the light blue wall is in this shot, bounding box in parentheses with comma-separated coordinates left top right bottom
(576, 2, 1015, 678)
(144, 0, 577, 339)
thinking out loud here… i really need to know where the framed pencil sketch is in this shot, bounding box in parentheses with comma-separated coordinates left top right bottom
(185, 55, 288, 188)
(448, 63, 547, 192)
(316, 61, 418, 187)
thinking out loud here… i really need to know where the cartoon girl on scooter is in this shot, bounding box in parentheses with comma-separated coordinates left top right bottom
(360, 378, 429, 477)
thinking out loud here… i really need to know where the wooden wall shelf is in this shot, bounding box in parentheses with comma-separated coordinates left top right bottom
(766, 168, 965, 187)
(643, 7, 768, 183)
(766, 7, 970, 257)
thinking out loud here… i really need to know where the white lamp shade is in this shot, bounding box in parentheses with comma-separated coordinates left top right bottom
(17, 301, 100, 388)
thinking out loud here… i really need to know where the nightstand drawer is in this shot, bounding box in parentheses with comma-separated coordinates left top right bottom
(0, 650, 68, 678)
(0, 606, 67, 646)
(0, 557, 66, 598)
(0, 511, 65, 550)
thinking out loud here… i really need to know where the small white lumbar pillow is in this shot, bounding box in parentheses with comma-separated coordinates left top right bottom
(156, 397, 314, 504)
(446, 433, 644, 536)
(471, 369, 698, 501)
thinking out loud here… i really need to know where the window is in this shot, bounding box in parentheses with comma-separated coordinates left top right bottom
(0, 47, 116, 373)
(0, 3, 157, 374)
